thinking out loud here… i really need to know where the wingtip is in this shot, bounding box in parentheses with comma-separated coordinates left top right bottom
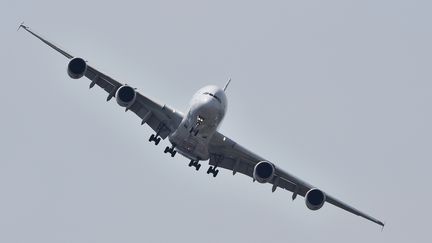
(17, 22, 27, 31)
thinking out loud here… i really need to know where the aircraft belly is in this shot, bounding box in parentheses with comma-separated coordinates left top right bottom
(168, 94, 225, 161)
(169, 126, 210, 161)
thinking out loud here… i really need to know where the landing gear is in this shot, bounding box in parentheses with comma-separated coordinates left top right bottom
(188, 160, 201, 171)
(207, 166, 219, 177)
(149, 134, 161, 145)
(164, 145, 177, 157)
(149, 124, 169, 146)
(189, 116, 204, 136)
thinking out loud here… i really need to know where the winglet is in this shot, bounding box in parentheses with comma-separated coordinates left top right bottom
(223, 78, 232, 92)
(381, 221, 386, 232)
(17, 22, 27, 31)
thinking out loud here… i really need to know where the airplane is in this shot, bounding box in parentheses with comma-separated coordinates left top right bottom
(19, 24, 384, 227)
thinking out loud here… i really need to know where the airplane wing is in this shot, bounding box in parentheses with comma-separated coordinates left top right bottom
(208, 132, 385, 227)
(20, 24, 383, 227)
(20, 25, 183, 138)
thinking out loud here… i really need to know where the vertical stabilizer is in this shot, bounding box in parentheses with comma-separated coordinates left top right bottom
(223, 78, 232, 92)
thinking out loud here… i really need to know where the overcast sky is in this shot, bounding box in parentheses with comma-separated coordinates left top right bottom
(1, 0, 431, 242)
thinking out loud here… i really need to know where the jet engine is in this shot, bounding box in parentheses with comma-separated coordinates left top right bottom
(116, 85, 137, 107)
(67, 57, 87, 79)
(305, 188, 326, 210)
(253, 161, 275, 183)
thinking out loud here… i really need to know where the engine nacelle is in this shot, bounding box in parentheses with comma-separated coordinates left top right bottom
(116, 85, 137, 107)
(67, 57, 87, 79)
(253, 161, 275, 183)
(305, 188, 326, 210)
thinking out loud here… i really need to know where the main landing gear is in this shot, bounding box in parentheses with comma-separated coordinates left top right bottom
(188, 160, 201, 171)
(149, 133, 161, 145)
(164, 145, 177, 157)
(207, 166, 219, 177)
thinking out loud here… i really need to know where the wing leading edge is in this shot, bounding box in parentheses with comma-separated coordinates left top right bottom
(209, 132, 385, 227)
(19, 24, 183, 138)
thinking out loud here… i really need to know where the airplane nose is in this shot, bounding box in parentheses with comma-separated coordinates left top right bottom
(193, 98, 220, 118)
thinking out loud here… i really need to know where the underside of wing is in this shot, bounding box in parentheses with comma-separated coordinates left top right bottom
(20, 25, 183, 139)
(208, 132, 384, 227)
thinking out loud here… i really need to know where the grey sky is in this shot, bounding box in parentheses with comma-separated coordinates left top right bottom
(1, 0, 431, 242)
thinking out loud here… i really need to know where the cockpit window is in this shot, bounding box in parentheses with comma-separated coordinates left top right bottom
(203, 92, 222, 103)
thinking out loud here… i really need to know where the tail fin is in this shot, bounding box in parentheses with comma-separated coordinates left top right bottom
(223, 78, 232, 92)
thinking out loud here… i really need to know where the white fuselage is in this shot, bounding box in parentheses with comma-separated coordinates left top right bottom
(169, 85, 227, 161)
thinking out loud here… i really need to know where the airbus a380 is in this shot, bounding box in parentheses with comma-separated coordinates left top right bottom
(20, 24, 384, 227)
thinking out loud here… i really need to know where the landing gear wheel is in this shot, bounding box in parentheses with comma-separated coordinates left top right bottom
(189, 160, 201, 170)
(149, 134, 161, 145)
(207, 166, 219, 177)
(164, 145, 176, 157)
